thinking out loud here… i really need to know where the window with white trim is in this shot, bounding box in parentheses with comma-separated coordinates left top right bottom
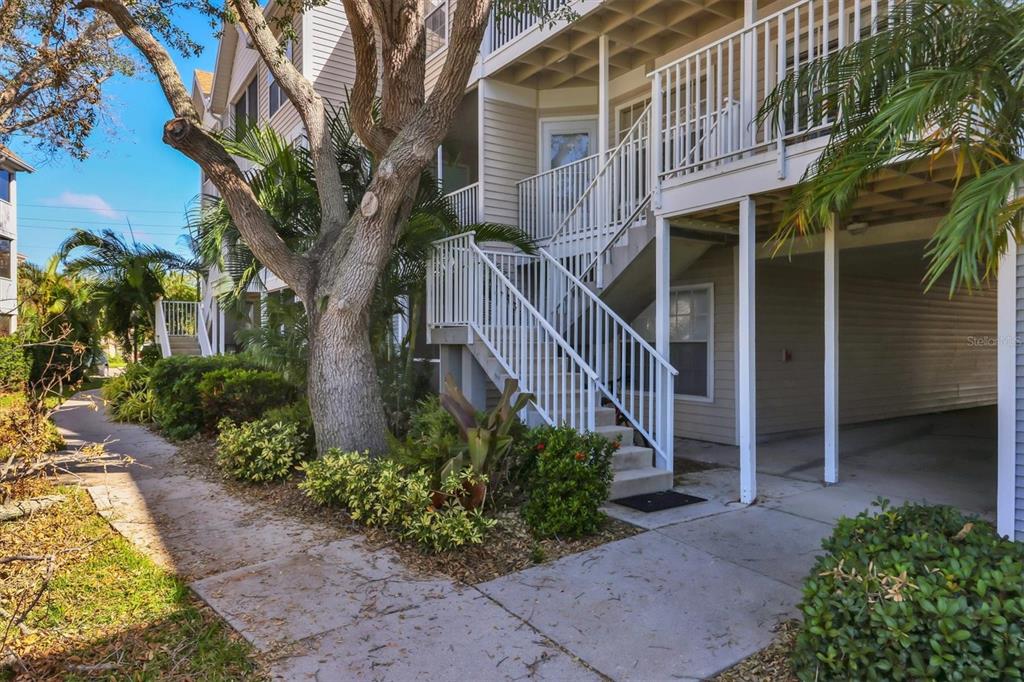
(0, 236, 11, 280)
(267, 40, 294, 117)
(616, 96, 651, 141)
(631, 284, 713, 399)
(0, 170, 10, 203)
(425, 0, 447, 57)
(233, 77, 258, 140)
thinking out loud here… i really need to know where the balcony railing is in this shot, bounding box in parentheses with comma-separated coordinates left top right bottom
(446, 182, 479, 226)
(487, 0, 573, 53)
(653, 0, 892, 180)
(517, 153, 601, 243)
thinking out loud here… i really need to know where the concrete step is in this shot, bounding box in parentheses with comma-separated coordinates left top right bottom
(610, 467, 674, 499)
(594, 424, 634, 445)
(613, 445, 653, 471)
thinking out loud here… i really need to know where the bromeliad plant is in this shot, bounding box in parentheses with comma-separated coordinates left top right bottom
(437, 374, 533, 509)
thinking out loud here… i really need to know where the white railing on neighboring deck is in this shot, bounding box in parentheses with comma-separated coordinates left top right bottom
(427, 233, 600, 434)
(485, 248, 677, 470)
(199, 268, 225, 354)
(517, 154, 601, 243)
(446, 182, 479, 225)
(654, 0, 892, 180)
(162, 300, 198, 336)
(487, 0, 572, 53)
(546, 105, 652, 283)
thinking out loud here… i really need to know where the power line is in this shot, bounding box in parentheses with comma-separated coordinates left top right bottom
(19, 202, 187, 214)
(20, 216, 186, 229)
(15, 224, 184, 237)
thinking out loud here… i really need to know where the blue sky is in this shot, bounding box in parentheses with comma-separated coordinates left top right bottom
(13, 11, 220, 266)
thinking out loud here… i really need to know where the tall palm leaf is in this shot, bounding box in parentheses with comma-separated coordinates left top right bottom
(758, 0, 1024, 292)
(59, 229, 192, 358)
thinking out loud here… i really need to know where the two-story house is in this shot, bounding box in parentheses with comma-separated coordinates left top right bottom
(0, 145, 33, 335)
(168, 0, 1024, 541)
(421, 0, 1024, 539)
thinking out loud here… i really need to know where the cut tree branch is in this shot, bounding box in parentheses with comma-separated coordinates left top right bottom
(80, 0, 313, 298)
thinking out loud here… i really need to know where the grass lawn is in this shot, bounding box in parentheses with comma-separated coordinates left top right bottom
(1, 484, 263, 680)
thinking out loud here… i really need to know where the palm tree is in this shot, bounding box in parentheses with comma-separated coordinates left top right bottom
(59, 229, 193, 360)
(192, 106, 533, 398)
(759, 0, 1024, 292)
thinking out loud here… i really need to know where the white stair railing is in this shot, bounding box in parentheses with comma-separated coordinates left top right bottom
(427, 233, 600, 434)
(485, 248, 677, 470)
(154, 297, 171, 358)
(546, 105, 652, 283)
(445, 182, 479, 225)
(162, 300, 198, 336)
(517, 153, 601, 243)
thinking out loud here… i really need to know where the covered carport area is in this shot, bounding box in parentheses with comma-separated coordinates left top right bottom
(661, 159, 1001, 521)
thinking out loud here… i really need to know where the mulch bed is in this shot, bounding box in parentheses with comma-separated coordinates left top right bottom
(712, 619, 799, 682)
(175, 437, 639, 585)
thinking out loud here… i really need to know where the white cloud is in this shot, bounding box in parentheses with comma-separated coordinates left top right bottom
(46, 192, 122, 220)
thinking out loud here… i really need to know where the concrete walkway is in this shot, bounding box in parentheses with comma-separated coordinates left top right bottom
(53, 391, 838, 681)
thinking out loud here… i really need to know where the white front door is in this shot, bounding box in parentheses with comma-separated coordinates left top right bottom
(540, 118, 599, 171)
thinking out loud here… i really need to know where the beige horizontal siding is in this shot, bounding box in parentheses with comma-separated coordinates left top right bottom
(756, 258, 997, 436)
(673, 246, 737, 445)
(482, 97, 536, 225)
(310, 2, 357, 108)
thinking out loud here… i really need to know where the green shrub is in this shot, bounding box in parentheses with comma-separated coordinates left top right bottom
(389, 396, 460, 484)
(521, 426, 615, 538)
(263, 399, 316, 456)
(215, 418, 305, 483)
(101, 363, 155, 423)
(793, 501, 1024, 681)
(149, 355, 259, 440)
(300, 450, 495, 553)
(196, 368, 295, 431)
(0, 336, 29, 392)
(138, 344, 162, 368)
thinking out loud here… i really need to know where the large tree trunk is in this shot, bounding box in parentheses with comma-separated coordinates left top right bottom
(306, 301, 389, 455)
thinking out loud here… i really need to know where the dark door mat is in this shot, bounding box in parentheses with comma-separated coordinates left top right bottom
(611, 490, 708, 513)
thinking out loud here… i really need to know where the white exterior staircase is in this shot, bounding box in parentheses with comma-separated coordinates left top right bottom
(429, 107, 677, 497)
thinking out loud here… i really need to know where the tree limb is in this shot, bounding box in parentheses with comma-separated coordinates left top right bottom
(338, 0, 391, 157)
(81, 0, 313, 298)
(229, 0, 350, 239)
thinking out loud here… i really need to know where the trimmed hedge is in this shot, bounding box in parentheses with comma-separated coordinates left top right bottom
(196, 368, 295, 432)
(149, 355, 260, 440)
(263, 399, 315, 456)
(794, 501, 1024, 681)
(0, 336, 29, 392)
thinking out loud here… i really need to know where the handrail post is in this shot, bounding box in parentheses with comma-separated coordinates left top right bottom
(650, 71, 663, 210)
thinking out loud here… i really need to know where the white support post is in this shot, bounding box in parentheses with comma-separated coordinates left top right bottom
(997, 236, 1017, 539)
(823, 221, 839, 484)
(650, 71, 663, 210)
(477, 83, 487, 222)
(598, 35, 609, 158)
(737, 197, 757, 504)
(436, 145, 444, 189)
(655, 216, 674, 473)
(461, 347, 489, 412)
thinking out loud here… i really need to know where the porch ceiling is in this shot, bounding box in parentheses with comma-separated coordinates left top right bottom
(491, 0, 745, 89)
(674, 154, 960, 241)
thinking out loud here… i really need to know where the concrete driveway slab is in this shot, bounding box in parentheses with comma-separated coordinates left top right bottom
(657, 506, 832, 588)
(478, 531, 800, 681)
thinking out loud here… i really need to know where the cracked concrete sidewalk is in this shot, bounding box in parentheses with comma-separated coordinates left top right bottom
(53, 390, 824, 680)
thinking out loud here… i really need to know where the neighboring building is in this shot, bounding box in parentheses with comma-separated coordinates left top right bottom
(158, 0, 359, 358)
(0, 145, 33, 335)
